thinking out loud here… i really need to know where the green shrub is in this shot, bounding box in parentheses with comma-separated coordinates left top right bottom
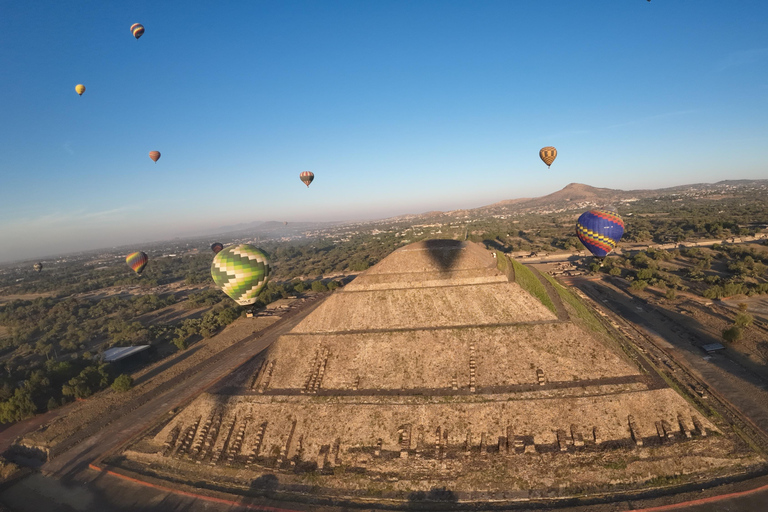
(636, 268, 654, 280)
(311, 280, 328, 292)
(734, 312, 753, 327)
(722, 326, 742, 343)
(111, 374, 133, 393)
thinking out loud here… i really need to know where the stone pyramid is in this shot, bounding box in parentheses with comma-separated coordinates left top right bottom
(121, 240, 760, 504)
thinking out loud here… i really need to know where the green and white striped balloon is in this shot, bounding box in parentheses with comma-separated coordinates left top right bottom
(211, 244, 271, 306)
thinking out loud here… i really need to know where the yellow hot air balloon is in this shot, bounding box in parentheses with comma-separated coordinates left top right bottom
(539, 146, 557, 168)
(75, 84, 86, 96)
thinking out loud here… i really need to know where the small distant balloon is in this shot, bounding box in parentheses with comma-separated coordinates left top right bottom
(211, 242, 224, 254)
(126, 251, 149, 275)
(576, 209, 625, 258)
(300, 171, 314, 187)
(284, 221, 288, 226)
(33, 262, 43, 272)
(539, 147, 557, 168)
(75, 84, 86, 96)
(149, 151, 161, 163)
(130, 23, 145, 40)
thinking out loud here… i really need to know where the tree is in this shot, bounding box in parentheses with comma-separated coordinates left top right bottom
(636, 269, 654, 280)
(630, 280, 649, 291)
(62, 364, 112, 400)
(327, 280, 341, 291)
(722, 326, 742, 343)
(111, 374, 133, 393)
(735, 312, 753, 328)
(0, 387, 37, 423)
(311, 280, 328, 292)
(172, 337, 188, 351)
(665, 289, 677, 300)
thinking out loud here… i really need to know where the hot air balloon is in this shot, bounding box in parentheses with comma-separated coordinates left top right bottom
(126, 251, 149, 275)
(539, 147, 557, 168)
(130, 23, 145, 40)
(211, 242, 224, 254)
(211, 245, 271, 306)
(300, 171, 314, 187)
(33, 262, 43, 273)
(75, 84, 86, 96)
(149, 151, 161, 163)
(576, 209, 625, 259)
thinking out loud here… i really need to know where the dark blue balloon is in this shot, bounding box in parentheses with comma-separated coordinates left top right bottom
(576, 210, 625, 258)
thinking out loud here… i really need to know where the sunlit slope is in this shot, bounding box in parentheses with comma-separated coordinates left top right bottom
(270, 323, 639, 390)
(293, 240, 556, 333)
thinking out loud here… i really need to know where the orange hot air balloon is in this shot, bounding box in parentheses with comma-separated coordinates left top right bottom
(149, 151, 161, 163)
(131, 23, 145, 40)
(75, 84, 86, 96)
(539, 146, 557, 168)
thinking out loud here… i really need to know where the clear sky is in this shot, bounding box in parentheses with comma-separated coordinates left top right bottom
(1, 1, 767, 263)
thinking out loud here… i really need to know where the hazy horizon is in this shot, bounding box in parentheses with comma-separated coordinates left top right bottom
(3, 177, 765, 265)
(3, 1, 767, 263)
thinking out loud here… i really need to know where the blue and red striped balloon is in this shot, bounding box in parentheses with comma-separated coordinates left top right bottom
(576, 210, 624, 258)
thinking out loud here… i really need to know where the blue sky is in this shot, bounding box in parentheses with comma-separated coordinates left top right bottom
(1, 0, 767, 262)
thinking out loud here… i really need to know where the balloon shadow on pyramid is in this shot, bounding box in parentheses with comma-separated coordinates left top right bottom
(423, 239, 464, 273)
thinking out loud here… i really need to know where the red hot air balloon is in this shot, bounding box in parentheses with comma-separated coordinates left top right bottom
(300, 171, 314, 187)
(131, 23, 145, 40)
(149, 151, 161, 163)
(211, 242, 224, 254)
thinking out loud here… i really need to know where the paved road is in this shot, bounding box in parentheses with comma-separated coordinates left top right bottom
(2, 469, 768, 512)
(39, 295, 327, 481)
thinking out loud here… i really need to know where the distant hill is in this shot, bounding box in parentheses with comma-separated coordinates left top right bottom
(386, 179, 768, 223)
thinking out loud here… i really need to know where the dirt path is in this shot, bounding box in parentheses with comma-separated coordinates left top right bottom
(569, 276, 768, 438)
(39, 294, 328, 480)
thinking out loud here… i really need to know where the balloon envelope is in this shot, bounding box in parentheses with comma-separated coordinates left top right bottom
(539, 146, 557, 168)
(75, 84, 85, 96)
(33, 262, 43, 272)
(211, 245, 271, 306)
(211, 242, 224, 254)
(300, 171, 314, 187)
(149, 151, 161, 163)
(576, 210, 625, 258)
(130, 23, 145, 40)
(126, 251, 149, 274)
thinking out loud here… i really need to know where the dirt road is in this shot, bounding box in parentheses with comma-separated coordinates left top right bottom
(566, 275, 768, 438)
(39, 294, 327, 480)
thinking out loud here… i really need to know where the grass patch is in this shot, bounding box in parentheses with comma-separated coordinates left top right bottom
(602, 460, 628, 470)
(495, 250, 513, 280)
(541, 273, 607, 335)
(508, 258, 556, 314)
